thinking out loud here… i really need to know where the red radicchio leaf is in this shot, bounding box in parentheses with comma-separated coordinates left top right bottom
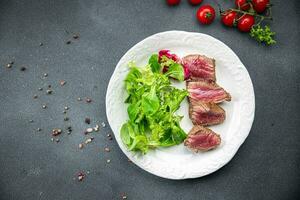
(158, 50, 180, 62)
(159, 49, 190, 80)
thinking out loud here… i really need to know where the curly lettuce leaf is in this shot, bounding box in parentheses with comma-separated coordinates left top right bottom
(120, 55, 188, 154)
(142, 86, 160, 115)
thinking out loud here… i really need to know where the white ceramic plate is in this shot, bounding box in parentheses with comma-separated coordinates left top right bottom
(106, 31, 255, 179)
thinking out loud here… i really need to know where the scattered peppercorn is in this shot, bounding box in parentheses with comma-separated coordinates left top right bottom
(121, 193, 127, 200)
(107, 134, 113, 140)
(37, 128, 42, 132)
(66, 40, 71, 44)
(94, 124, 99, 132)
(73, 34, 79, 39)
(60, 80, 66, 86)
(33, 94, 38, 99)
(77, 172, 85, 181)
(85, 118, 91, 124)
(46, 89, 52, 94)
(52, 128, 62, 136)
(86, 128, 93, 133)
(20, 67, 26, 71)
(85, 97, 92, 103)
(85, 138, 93, 144)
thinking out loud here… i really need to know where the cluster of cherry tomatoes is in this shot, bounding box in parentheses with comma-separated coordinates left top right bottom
(166, 0, 270, 32)
(222, 0, 270, 32)
(235, 0, 269, 13)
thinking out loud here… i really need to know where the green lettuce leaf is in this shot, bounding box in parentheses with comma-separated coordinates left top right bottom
(120, 54, 187, 154)
(165, 63, 184, 81)
(129, 135, 148, 154)
(120, 122, 133, 145)
(148, 54, 161, 73)
(141, 86, 159, 115)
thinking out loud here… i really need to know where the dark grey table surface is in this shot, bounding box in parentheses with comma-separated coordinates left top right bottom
(0, 0, 299, 199)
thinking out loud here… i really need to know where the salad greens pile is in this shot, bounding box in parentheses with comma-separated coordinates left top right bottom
(120, 53, 188, 154)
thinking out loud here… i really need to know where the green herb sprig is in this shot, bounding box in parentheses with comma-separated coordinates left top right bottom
(250, 25, 276, 45)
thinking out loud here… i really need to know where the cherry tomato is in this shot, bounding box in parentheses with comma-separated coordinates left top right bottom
(235, 0, 250, 11)
(166, 0, 181, 6)
(252, 0, 269, 13)
(196, 5, 216, 25)
(189, 0, 203, 5)
(237, 14, 255, 32)
(221, 10, 238, 27)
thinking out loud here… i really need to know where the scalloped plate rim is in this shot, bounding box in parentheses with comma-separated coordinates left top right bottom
(106, 30, 255, 179)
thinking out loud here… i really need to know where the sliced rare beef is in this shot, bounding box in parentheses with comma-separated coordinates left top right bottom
(187, 81, 231, 103)
(189, 98, 225, 126)
(182, 54, 216, 82)
(184, 125, 221, 152)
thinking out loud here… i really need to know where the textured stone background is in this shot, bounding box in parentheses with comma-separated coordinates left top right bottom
(0, 0, 299, 199)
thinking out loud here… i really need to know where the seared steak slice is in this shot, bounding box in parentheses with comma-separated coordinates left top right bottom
(187, 81, 231, 103)
(189, 98, 225, 126)
(184, 126, 221, 152)
(182, 54, 216, 82)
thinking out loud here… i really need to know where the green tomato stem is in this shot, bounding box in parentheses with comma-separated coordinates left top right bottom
(229, 8, 273, 20)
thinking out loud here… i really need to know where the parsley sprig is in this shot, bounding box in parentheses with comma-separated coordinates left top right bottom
(250, 25, 276, 45)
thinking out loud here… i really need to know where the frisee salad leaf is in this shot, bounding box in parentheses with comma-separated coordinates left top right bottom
(120, 55, 187, 154)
